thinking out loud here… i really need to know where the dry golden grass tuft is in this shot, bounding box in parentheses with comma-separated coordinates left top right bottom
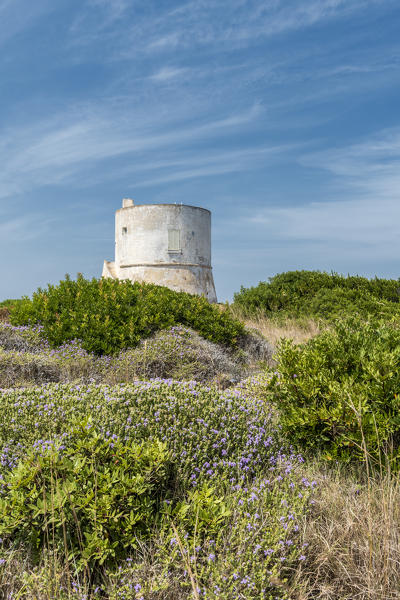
(244, 316, 321, 346)
(0, 307, 10, 322)
(290, 462, 400, 600)
(229, 306, 322, 346)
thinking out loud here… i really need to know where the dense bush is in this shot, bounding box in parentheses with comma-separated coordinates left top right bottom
(0, 322, 273, 388)
(233, 270, 400, 321)
(0, 323, 47, 354)
(0, 324, 240, 388)
(270, 317, 400, 468)
(108, 325, 245, 384)
(0, 299, 21, 308)
(0, 379, 278, 486)
(10, 275, 244, 355)
(0, 379, 312, 598)
(0, 429, 173, 570)
(0, 299, 22, 324)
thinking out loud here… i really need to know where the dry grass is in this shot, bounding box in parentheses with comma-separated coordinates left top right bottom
(0, 307, 10, 322)
(229, 306, 322, 346)
(290, 462, 400, 600)
(3, 466, 399, 600)
(3, 311, 400, 598)
(244, 316, 321, 346)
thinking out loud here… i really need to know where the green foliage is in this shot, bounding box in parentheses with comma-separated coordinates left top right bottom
(10, 275, 244, 354)
(0, 378, 312, 598)
(162, 482, 232, 538)
(270, 317, 400, 467)
(158, 477, 310, 600)
(0, 424, 173, 570)
(0, 379, 276, 487)
(0, 299, 21, 308)
(109, 325, 243, 383)
(193, 477, 310, 599)
(0, 323, 246, 387)
(233, 270, 400, 321)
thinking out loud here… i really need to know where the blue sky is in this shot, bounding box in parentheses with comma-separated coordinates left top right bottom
(1, 0, 400, 301)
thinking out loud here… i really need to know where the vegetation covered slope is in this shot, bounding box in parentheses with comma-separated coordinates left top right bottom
(0, 323, 263, 388)
(10, 275, 244, 354)
(0, 377, 312, 599)
(1, 272, 400, 599)
(233, 270, 400, 321)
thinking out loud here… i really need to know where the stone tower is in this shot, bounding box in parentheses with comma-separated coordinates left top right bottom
(102, 199, 217, 302)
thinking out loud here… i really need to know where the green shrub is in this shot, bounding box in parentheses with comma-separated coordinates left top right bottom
(108, 325, 244, 383)
(0, 379, 277, 487)
(0, 424, 173, 570)
(233, 270, 400, 321)
(157, 476, 311, 600)
(0, 299, 21, 308)
(0, 324, 248, 387)
(0, 379, 313, 598)
(307, 287, 400, 321)
(10, 275, 244, 354)
(270, 317, 400, 468)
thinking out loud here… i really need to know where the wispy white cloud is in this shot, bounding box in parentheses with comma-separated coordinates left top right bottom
(149, 66, 188, 82)
(0, 214, 55, 242)
(0, 0, 54, 46)
(61, 0, 400, 141)
(246, 127, 400, 256)
(131, 145, 296, 187)
(65, 0, 393, 61)
(88, 0, 128, 20)
(249, 195, 400, 245)
(300, 127, 400, 179)
(147, 32, 181, 51)
(0, 101, 265, 198)
(68, 0, 130, 47)
(139, 0, 390, 54)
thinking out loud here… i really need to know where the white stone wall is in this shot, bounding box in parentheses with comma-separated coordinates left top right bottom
(103, 202, 217, 302)
(115, 204, 211, 267)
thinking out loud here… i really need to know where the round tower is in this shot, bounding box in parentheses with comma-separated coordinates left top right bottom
(102, 199, 217, 303)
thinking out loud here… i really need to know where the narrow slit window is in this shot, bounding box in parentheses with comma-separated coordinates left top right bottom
(168, 229, 181, 251)
(122, 227, 127, 235)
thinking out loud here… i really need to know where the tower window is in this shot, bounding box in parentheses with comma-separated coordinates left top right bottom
(122, 227, 127, 235)
(168, 229, 181, 251)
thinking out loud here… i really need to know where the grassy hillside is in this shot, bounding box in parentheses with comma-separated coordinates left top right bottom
(0, 273, 399, 599)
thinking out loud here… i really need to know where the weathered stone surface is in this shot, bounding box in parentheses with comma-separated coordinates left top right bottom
(102, 201, 217, 302)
